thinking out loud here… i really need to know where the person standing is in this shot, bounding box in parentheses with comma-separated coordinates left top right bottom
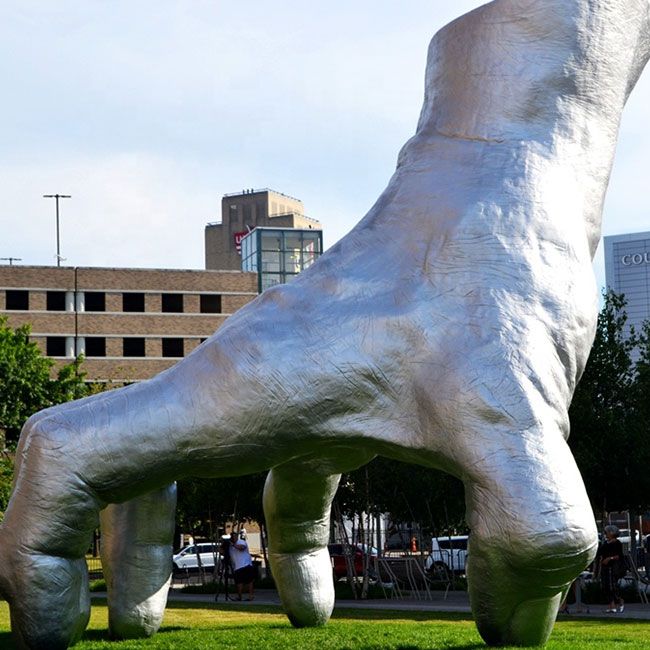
(596, 525, 625, 613)
(230, 530, 255, 601)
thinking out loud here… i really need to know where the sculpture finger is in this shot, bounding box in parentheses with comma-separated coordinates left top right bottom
(100, 483, 177, 639)
(0, 357, 278, 650)
(462, 428, 597, 646)
(1, 554, 90, 650)
(0, 414, 98, 649)
(263, 451, 373, 627)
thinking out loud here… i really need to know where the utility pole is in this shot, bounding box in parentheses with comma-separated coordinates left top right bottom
(0, 257, 22, 266)
(43, 193, 71, 266)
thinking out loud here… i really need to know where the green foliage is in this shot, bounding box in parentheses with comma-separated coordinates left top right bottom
(0, 319, 54, 438)
(88, 579, 107, 593)
(0, 317, 89, 446)
(632, 320, 650, 451)
(0, 454, 13, 523)
(337, 458, 466, 537)
(569, 292, 650, 514)
(176, 473, 267, 541)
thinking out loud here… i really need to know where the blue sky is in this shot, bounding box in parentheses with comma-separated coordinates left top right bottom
(1, 0, 649, 292)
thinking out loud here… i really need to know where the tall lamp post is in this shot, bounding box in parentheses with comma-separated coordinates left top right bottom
(43, 193, 71, 266)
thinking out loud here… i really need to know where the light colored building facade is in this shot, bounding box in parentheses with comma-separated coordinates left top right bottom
(0, 265, 257, 382)
(205, 188, 322, 270)
(604, 230, 650, 338)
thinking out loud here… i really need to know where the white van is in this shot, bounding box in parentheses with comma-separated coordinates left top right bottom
(425, 535, 469, 575)
(173, 543, 221, 571)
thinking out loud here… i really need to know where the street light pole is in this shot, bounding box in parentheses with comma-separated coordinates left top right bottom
(43, 194, 71, 266)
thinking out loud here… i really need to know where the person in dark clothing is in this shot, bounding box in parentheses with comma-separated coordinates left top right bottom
(596, 525, 625, 613)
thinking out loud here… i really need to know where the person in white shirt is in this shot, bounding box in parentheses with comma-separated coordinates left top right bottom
(230, 531, 255, 601)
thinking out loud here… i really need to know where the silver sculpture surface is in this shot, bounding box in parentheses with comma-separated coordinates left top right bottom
(1, 1, 649, 647)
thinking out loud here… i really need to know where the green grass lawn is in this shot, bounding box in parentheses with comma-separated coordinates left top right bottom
(0, 601, 648, 649)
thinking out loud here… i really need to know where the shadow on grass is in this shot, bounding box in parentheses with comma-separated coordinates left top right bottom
(333, 609, 473, 622)
(167, 599, 649, 626)
(81, 626, 187, 642)
(0, 629, 485, 650)
(167, 600, 476, 623)
(384, 646, 484, 650)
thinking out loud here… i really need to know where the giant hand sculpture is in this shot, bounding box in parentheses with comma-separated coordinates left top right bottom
(1, 1, 649, 648)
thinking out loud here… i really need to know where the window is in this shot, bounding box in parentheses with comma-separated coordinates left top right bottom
(241, 232, 258, 272)
(261, 251, 281, 273)
(46, 291, 66, 311)
(122, 293, 145, 312)
(46, 337, 66, 356)
(123, 338, 145, 357)
(5, 290, 29, 310)
(200, 294, 221, 313)
(261, 274, 282, 292)
(85, 337, 106, 357)
(302, 232, 321, 269)
(84, 292, 106, 312)
(261, 231, 282, 251)
(161, 293, 183, 313)
(162, 338, 184, 357)
(437, 539, 468, 550)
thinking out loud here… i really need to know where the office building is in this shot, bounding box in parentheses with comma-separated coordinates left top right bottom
(0, 265, 257, 383)
(205, 188, 322, 270)
(604, 230, 650, 338)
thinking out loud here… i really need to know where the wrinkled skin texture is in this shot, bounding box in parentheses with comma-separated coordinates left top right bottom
(1, 1, 649, 647)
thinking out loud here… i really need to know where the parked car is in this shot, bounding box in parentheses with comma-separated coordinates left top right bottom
(173, 542, 221, 571)
(425, 535, 469, 576)
(328, 543, 378, 579)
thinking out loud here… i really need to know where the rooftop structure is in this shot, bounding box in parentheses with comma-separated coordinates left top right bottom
(205, 188, 321, 270)
(241, 227, 323, 293)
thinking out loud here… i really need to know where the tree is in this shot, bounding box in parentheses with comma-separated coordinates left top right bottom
(175, 473, 267, 541)
(337, 457, 465, 540)
(0, 453, 13, 523)
(568, 292, 650, 516)
(0, 317, 89, 446)
(629, 319, 650, 509)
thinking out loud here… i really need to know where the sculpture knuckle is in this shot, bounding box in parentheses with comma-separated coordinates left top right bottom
(508, 527, 596, 578)
(20, 413, 72, 461)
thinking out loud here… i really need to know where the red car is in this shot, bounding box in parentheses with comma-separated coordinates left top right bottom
(327, 543, 377, 579)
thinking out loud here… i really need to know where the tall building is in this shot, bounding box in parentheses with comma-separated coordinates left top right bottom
(0, 265, 257, 383)
(205, 188, 322, 270)
(604, 230, 650, 338)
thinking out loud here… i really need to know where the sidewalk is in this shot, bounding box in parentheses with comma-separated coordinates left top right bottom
(156, 588, 650, 621)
